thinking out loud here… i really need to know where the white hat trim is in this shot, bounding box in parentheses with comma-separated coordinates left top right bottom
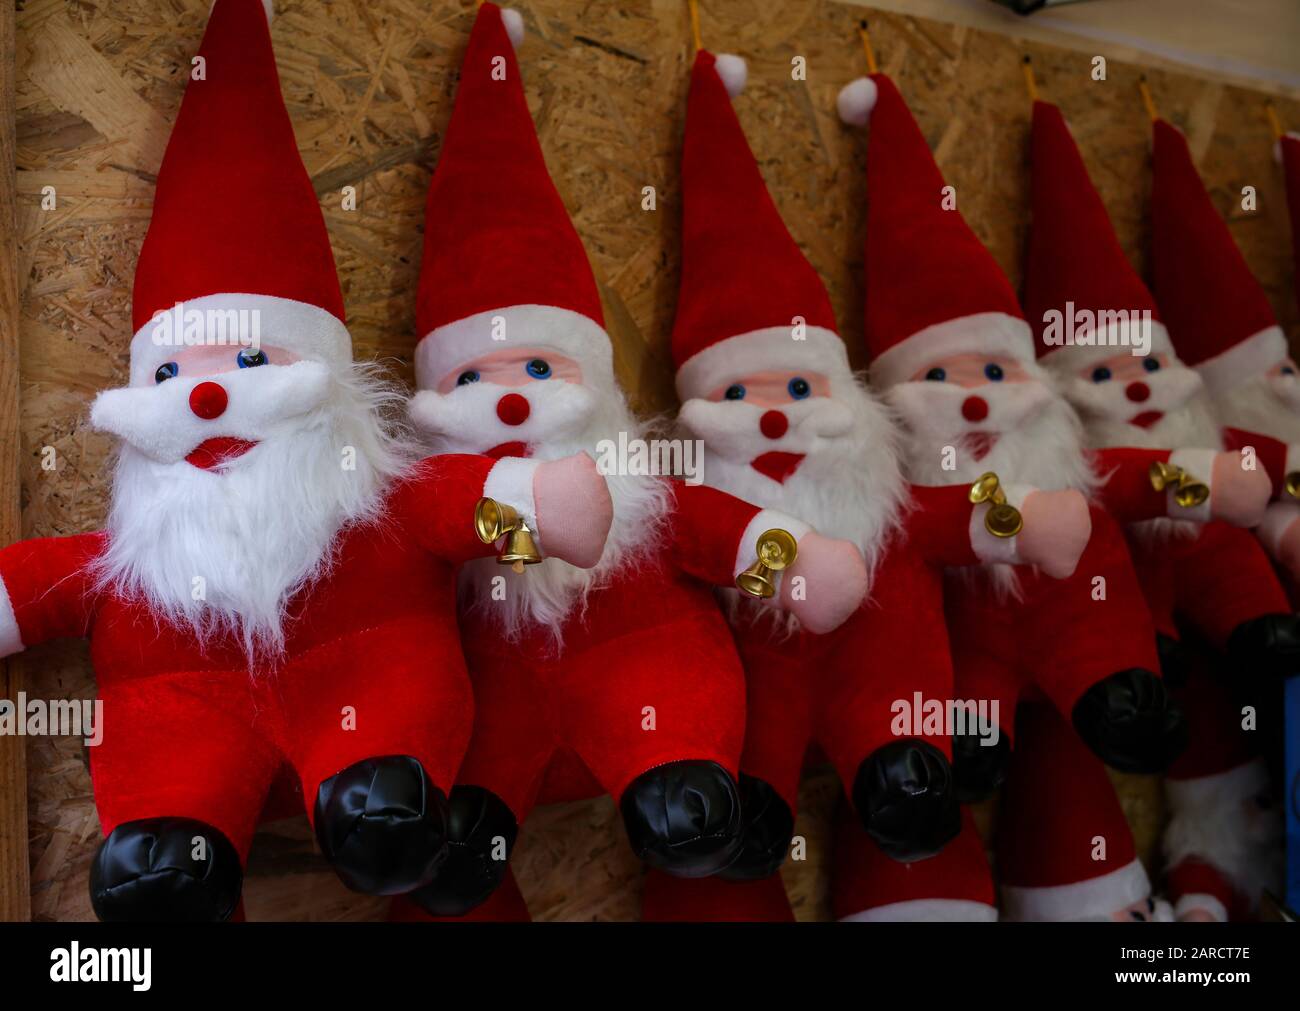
(869, 311, 1035, 389)
(415, 304, 613, 392)
(840, 898, 998, 923)
(129, 292, 351, 387)
(1193, 324, 1287, 397)
(675, 325, 851, 402)
(1001, 857, 1150, 922)
(1165, 758, 1268, 807)
(1037, 317, 1174, 370)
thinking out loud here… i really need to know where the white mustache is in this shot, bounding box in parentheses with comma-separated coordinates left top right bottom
(89, 361, 332, 464)
(886, 379, 1054, 443)
(409, 379, 600, 453)
(1061, 366, 1203, 423)
(678, 397, 855, 462)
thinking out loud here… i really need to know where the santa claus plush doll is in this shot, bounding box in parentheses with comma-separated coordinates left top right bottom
(1024, 100, 1286, 689)
(1162, 662, 1283, 921)
(998, 704, 1173, 922)
(835, 73, 1190, 785)
(0, 0, 612, 921)
(639, 48, 1092, 922)
(394, 4, 870, 919)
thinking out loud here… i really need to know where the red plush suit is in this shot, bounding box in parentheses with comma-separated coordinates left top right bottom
(0, 456, 505, 864)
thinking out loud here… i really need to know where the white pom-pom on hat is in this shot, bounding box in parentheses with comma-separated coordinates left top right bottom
(262, 0, 274, 23)
(837, 77, 877, 127)
(714, 53, 747, 98)
(501, 7, 525, 48)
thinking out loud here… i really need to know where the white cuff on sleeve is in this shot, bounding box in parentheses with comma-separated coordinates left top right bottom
(1173, 892, 1229, 923)
(968, 483, 1032, 564)
(733, 509, 812, 583)
(483, 457, 540, 544)
(0, 579, 25, 657)
(1168, 448, 1216, 523)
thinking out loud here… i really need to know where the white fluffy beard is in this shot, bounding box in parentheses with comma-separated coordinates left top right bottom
(1215, 371, 1300, 444)
(678, 373, 908, 635)
(411, 375, 669, 645)
(885, 371, 1097, 599)
(1163, 766, 1284, 913)
(93, 362, 414, 660)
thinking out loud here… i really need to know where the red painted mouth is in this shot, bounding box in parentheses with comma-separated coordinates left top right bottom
(750, 451, 805, 484)
(1130, 410, 1164, 429)
(486, 441, 529, 460)
(185, 437, 258, 471)
(964, 432, 998, 462)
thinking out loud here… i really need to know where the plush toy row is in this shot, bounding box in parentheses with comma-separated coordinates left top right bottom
(3, 0, 1296, 923)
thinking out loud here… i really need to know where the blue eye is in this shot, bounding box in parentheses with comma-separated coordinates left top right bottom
(155, 362, 179, 384)
(1143, 358, 1161, 373)
(526, 359, 552, 379)
(724, 384, 746, 401)
(237, 348, 268, 369)
(788, 377, 811, 400)
(456, 370, 480, 386)
(1283, 366, 1296, 376)
(1091, 366, 1112, 383)
(984, 363, 1004, 381)
(924, 367, 946, 382)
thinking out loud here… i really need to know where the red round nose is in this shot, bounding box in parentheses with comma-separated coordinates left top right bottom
(496, 393, 531, 426)
(961, 396, 989, 422)
(1126, 382, 1151, 403)
(760, 410, 789, 439)
(189, 381, 228, 420)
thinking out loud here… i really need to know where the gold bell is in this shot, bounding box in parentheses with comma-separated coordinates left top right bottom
(736, 528, 799, 599)
(473, 497, 543, 573)
(1284, 471, 1300, 502)
(968, 471, 1023, 539)
(1148, 460, 1210, 509)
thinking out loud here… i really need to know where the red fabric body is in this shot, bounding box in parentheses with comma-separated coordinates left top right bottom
(416, 3, 601, 338)
(132, 0, 343, 330)
(1223, 427, 1288, 501)
(1149, 119, 1278, 369)
(831, 805, 993, 919)
(669, 50, 838, 370)
(1091, 446, 1176, 522)
(640, 866, 795, 923)
(1127, 521, 1291, 649)
(1284, 135, 1300, 310)
(947, 505, 1160, 744)
(0, 455, 501, 865)
(1024, 101, 1161, 357)
(1166, 659, 1256, 781)
(862, 74, 1025, 361)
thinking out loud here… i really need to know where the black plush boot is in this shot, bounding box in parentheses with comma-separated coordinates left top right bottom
(90, 817, 242, 922)
(1071, 668, 1188, 773)
(1227, 614, 1300, 681)
(620, 759, 743, 877)
(951, 728, 1011, 804)
(852, 739, 960, 862)
(406, 786, 518, 917)
(716, 774, 795, 881)
(314, 754, 449, 895)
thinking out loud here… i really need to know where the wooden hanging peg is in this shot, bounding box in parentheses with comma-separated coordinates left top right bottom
(1138, 75, 1158, 122)
(858, 20, 878, 75)
(1022, 55, 1038, 103)
(687, 0, 702, 54)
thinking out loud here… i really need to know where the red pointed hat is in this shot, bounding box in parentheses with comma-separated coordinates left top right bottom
(996, 705, 1150, 921)
(1281, 132, 1300, 313)
(131, 0, 349, 388)
(671, 50, 849, 401)
(414, 3, 610, 391)
(1149, 117, 1287, 395)
(1025, 100, 1173, 367)
(836, 73, 1034, 388)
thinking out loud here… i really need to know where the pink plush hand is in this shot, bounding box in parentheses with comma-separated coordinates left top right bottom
(532, 452, 613, 569)
(777, 531, 869, 634)
(1209, 451, 1270, 527)
(1016, 489, 1091, 579)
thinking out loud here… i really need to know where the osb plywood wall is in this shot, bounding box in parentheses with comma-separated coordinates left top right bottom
(13, 0, 1300, 921)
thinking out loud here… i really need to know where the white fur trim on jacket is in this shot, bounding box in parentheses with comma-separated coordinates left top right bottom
(1001, 857, 1151, 922)
(0, 578, 25, 657)
(130, 293, 352, 388)
(1193, 325, 1288, 397)
(1165, 758, 1269, 806)
(840, 898, 998, 922)
(733, 509, 811, 584)
(1173, 892, 1229, 923)
(675, 326, 852, 402)
(1168, 447, 1216, 523)
(415, 305, 613, 392)
(968, 482, 1031, 564)
(1037, 317, 1174, 370)
(869, 312, 1036, 390)
(484, 456, 541, 547)
(1257, 500, 1300, 556)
